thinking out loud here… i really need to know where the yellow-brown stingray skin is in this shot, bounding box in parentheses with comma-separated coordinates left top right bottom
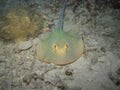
(36, 30, 84, 65)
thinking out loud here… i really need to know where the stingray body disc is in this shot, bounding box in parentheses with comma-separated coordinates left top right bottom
(36, 30, 84, 65)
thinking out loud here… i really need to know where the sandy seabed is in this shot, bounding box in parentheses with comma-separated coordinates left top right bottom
(0, 0, 120, 90)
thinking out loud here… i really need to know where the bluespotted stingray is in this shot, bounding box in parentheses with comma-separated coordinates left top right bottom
(36, 0, 84, 65)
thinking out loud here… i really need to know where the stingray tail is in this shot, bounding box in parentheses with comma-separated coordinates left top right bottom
(57, 0, 67, 30)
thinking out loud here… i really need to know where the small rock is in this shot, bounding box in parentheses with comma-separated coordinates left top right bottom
(22, 74, 32, 85)
(65, 69, 73, 76)
(17, 40, 32, 50)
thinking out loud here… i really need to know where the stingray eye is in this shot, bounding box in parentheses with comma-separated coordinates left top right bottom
(53, 44, 57, 49)
(64, 43, 69, 49)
